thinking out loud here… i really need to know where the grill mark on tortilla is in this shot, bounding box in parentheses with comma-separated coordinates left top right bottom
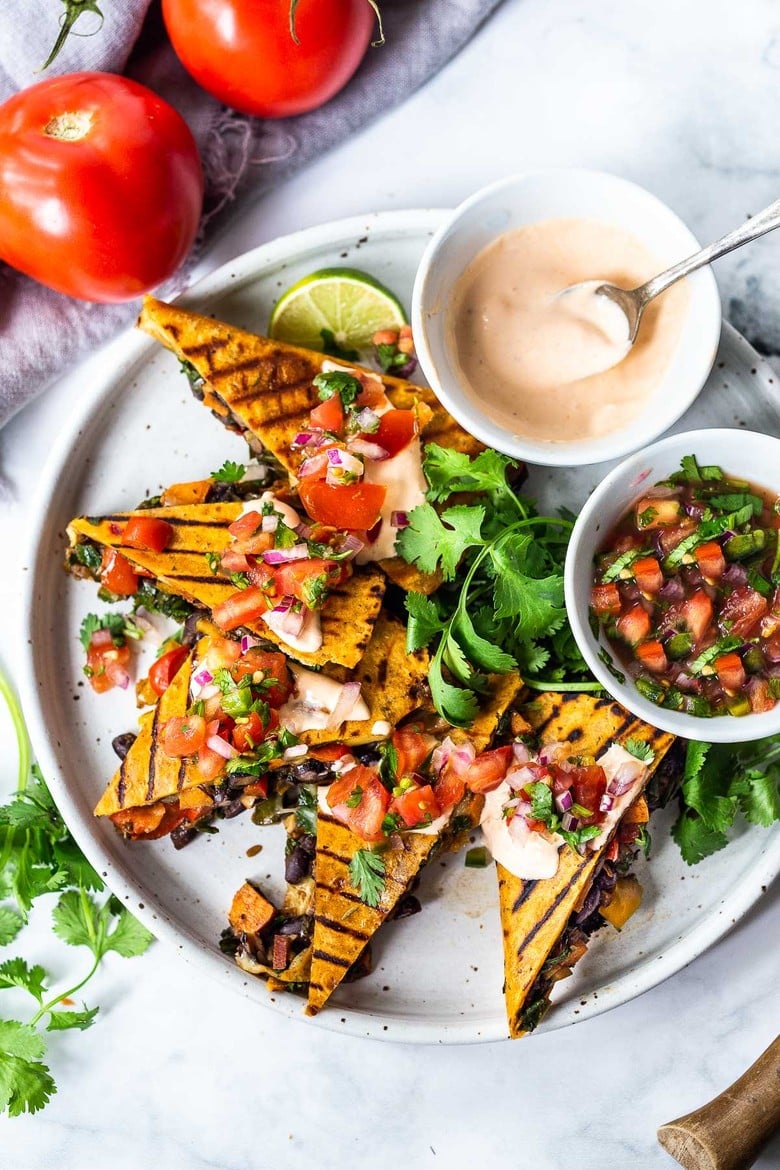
(176, 758, 187, 791)
(311, 948, 352, 969)
(512, 864, 586, 963)
(117, 754, 129, 808)
(316, 915, 371, 941)
(314, 881, 365, 906)
(181, 339, 230, 359)
(376, 658, 389, 686)
(146, 703, 162, 802)
(90, 515, 231, 530)
(568, 727, 584, 743)
(316, 845, 353, 866)
(509, 876, 539, 915)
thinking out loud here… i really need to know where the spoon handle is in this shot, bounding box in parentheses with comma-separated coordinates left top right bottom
(638, 196, 780, 305)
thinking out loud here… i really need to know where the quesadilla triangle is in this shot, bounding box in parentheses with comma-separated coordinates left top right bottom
(306, 672, 525, 1014)
(136, 296, 483, 594)
(495, 691, 675, 1039)
(66, 501, 385, 670)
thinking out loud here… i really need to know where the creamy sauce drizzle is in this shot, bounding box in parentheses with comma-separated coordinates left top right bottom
(356, 435, 428, 563)
(450, 217, 688, 443)
(278, 664, 369, 734)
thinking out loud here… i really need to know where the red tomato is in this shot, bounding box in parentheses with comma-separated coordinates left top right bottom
(391, 727, 435, 779)
(327, 767, 390, 842)
(109, 803, 205, 840)
(203, 636, 242, 672)
(298, 479, 386, 529)
(632, 556, 663, 596)
(749, 678, 775, 713)
(356, 381, 390, 411)
(464, 746, 513, 794)
(390, 784, 439, 829)
(100, 548, 139, 597)
(85, 636, 131, 694)
(635, 640, 668, 674)
(552, 763, 607, 825)
(149, 646, 190, 697)
(162, 0, 375, 119)
(719, 585, 768, 639)
(616, 605, 652, 646)
(231, 711, 267, 752)
(433, 747, 477, 813)
(309, 395, 345, 433)
(213, 586, 270, 631)
(121, 515, 174, 553)
(232, 648, 293, 707)
(274, 558, 338, 608)
(220, 549, 252, 574)
(0, 73, 202, 302)
(161, 714, 207, 757)
(370, 410, 416, 458)
(714, 652, 746, 693)
(590, 584, 621, 616)
(694, 541, 726, 582)
(195, 744, 228, 782)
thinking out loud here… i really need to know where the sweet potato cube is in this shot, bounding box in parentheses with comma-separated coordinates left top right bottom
(623, 794, 649, 824)
(600, 875, 643, 931)
(229, 882, 275, 937)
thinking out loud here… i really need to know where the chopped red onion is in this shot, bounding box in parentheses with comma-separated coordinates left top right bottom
(508, 764, 541, 792)
(561, 811, 580, 832)
(299, 452, 329, 479)
(330, 754, 357, 774)
(338, 533, 364, 557)
(431, 736, 455, 775)
(206, 734, 236, 760)
(111, 669, 131, 691)
(538, 741, 565, 766)
(347, 438, 388, 461)
(607, 761, 642, 796)
(554, 789, 573, 814)
(722, 563, 748, 587)
(354, 406, 380, 433)
(240, 635, 260, 653)
(272, 597, 306, 637)
(599, 793, 615, 813)
(326, 681, 363, 729)
(390, 510, 409, 529)
(658, 578, 685, 603)
(365, 519, 383, 544)
(326, 447, 364, 485)
(193, 668, 213, 688)
(292, 429, 326, 449)
(262, 545, 310, 565)
(261, 514, 279, 533)
(283, 744, 309, 761)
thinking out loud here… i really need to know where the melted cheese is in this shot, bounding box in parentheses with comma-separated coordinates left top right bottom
(356, 436, 428, 563)
(278, 665, 369, 734)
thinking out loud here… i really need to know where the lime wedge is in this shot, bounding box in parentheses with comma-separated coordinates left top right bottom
(268, 267, 407, 353)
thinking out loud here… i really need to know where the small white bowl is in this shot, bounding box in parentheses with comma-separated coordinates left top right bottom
(412, 170, 722, 467)
(565, 427, 780, 743)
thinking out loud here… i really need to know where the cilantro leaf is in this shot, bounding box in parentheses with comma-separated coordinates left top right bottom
(624, 738, 655, 765)
(51, 891, 98, 952)
(0, 907, 24, 947)
(312, 371, 362, 408)
(295, 785, 318, 836)
(451, 607, 516, 674)
(428, 655, 479, 727)
(0, 958, 48, 1002)
(397, 503, 485, 579)
(422, 445, 517, 503)
(405, 592, 444, 651)
(731, 770, 780, 827)
(0, 1021, 55, 1116)
(79, 611, 142, 651)
(672, 812, 729, 865)
(103, 910, 154, 959)
(348, 849, 386, 908)
(211, 460, 246, 484)
(45, 1006, 99, 1032)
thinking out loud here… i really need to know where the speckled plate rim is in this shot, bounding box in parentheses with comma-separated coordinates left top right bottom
(19, 209, 780, 1045)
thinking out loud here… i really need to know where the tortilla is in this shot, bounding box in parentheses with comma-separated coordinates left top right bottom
(94, 650, 208, 816)
(306, 792, 483, 1015)
(496, 691, 675, 1038)
(67, 502, 385, 670)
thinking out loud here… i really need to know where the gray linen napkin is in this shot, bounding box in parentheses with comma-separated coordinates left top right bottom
(0, 0, 502, 429)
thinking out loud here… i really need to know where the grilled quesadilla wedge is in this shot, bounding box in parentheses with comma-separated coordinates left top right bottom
(495, 691, 674, 1038)
(305, 671, 525, 1013)
(67, 502, 385, 670)
(136, 296, 482, 594)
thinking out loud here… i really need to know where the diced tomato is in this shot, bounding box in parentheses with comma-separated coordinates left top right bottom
(148, 646, 190, 697)
(590, 583, 621, 616)
(635, 497, 681, 528)
(433, 751, 473, 813)
(749, 678, 775, 713)
(161, 714, 206, 757)
(327, 766, 390, 842)
(656, 521, 697, 556)
(232, 648, 293, 707)
(85, 636, 131, 694)
(714, 652, 746, 693)
(616, 605, 652, 646)
(567, 764, 608, 825)
(390, 783, 439, 829)
(370, 409, 416, 458)
(309, 394, 345, 433)
(464, 745, 513, 794)
(195, 744, 228, 783)
(355, 380, 390, 410)
(297, 478, 387, 530)
(635, 640, 668, 674)
(121, 515, 174, 553)
(683, 590, 715, 643)
(161, 479, 212, 506)
(231, 710, 268, 752)
(719, 585, 768, 639)
(109, 802, 206, 840)
(246, 559, 277, 592)
(99, 547, 139, 597)
(274, 557, 338, 609)
(228, 511, 263, 540)
(694, 541, 726, 582)
(226, 511, 275, 556)
(213, 586, 270, 631)
(391, 726, 435, 780)
(203, 635, 242, 672)
(633, 556, 663, 596)
(242, 778, 269, 800)
(220, 548, 252, 574)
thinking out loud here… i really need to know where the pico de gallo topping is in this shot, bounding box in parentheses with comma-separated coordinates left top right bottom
(79, 611, 143, 693)
(290, 365, 431, 559)
(591, 455, 780, 718)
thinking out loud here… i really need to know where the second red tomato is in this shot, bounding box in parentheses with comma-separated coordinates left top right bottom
(162, 0, 376, 118)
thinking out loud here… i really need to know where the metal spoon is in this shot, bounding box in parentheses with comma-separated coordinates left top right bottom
(572, 195, 780, 344)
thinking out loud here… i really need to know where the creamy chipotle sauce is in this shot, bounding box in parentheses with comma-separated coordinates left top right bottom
(449, 218, 688, 443)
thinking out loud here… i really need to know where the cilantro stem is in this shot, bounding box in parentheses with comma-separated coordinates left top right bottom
(0, 668, 31, 794)
(523, 678, 603, 693)
(28, 955, 101, 1028)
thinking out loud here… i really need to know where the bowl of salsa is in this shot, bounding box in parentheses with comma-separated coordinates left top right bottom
(565, 428, 780, 742)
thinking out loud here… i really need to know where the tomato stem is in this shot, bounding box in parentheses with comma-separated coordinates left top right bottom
(40, 0, 104, 73)
(288, 0, 384, 48)
(43, 110, 94, 142)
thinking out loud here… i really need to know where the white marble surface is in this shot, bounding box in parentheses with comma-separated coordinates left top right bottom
(2, 0, 780, 1165)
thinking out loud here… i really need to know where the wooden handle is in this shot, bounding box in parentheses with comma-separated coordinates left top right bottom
(657, 1036, 780, 1170)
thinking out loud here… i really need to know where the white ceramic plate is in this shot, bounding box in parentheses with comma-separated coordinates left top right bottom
(21, 210, 780, 1044)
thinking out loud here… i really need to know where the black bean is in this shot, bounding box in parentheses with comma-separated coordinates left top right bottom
(181, 612, 202, 646)
(221, 799, 247, 820)
(298, 833, 316, 855)
(285, 844, 313, 884)
(292, 759, 329, 781)
(393, 894, 422, 920)
(171, 823, 198, 849)
(354, 747, 381, 766)
(111, 732, 137, 761)
(277, 915, 312, 937)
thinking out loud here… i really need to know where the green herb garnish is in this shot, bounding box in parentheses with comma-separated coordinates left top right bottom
(211, 460, 246, 484)
(624, 738, 655, 764)
(79, 612, 143, 651)
(312, 371, 362, 409)
(347, 849, 386, 908)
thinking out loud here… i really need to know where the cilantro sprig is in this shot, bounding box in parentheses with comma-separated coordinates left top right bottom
(398, 446, 598, 725)
(211, 460, 246, 484)
(348, 848, 386, 908)
(672, 738, 780, 864)
(0, 673, 154, 1116)
(79, 612, 143, 651)
(526, 782, 601, 854)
